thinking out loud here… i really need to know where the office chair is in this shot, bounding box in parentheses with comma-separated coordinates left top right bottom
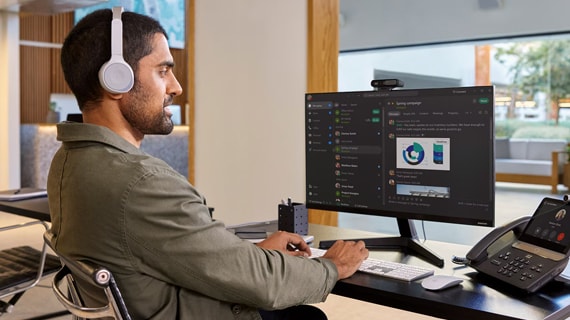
(0, 220, 62, 317)
(43, 231, 132, 320)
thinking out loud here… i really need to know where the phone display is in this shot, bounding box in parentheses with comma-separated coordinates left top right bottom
(516, 197, 570, 257)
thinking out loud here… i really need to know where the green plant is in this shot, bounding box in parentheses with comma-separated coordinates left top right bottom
(495, 120, 528, 138)
(49, 101, 59, 112)
(511, 125, 570, 140)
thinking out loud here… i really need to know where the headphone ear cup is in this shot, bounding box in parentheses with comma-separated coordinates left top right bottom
(98, 55, 134, 94)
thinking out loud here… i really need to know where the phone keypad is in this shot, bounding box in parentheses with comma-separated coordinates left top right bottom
(492, 251, 544, 282)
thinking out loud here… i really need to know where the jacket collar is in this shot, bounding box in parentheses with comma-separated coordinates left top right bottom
(56, 122, 143, 155)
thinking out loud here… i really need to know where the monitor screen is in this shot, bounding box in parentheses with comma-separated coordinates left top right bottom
(305, 86, 495, 228)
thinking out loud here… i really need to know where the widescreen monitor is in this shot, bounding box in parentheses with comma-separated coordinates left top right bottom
(305, 86, 495, 266)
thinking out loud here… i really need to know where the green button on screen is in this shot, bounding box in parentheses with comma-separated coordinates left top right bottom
(479, 97, 490, 104)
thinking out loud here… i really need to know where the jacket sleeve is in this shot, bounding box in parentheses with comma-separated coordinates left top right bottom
(122, 166, 338, 309)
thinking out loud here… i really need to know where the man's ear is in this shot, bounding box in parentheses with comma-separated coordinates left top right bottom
(101, 89, 125, 101)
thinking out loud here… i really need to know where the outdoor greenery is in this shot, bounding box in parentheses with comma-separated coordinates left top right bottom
(495, 40, 570, 125)
(496, 120, 570, 140)
(511, 125, 570, 140)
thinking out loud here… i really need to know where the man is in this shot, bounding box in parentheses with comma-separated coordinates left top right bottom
(47, 8, 368, 320)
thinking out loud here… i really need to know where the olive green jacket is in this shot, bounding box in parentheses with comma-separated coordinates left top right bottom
(47, 123, 338, 319)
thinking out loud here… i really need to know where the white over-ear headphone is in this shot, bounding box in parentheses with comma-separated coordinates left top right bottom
(98, 6, 134, 94)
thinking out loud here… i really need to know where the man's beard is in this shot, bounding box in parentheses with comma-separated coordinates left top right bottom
(121, 82, 174, 135)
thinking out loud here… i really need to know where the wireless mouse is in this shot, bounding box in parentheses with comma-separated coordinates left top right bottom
(421, 275, 463, 291)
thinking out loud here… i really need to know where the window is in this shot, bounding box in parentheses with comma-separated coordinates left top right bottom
(339, 34, 570, 140)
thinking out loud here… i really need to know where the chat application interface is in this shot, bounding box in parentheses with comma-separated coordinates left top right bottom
(305, 87, 495, 223)
(306, 94, 383, 211)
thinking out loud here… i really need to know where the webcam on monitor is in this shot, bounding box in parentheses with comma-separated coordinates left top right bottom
(371, 79, 404, 91)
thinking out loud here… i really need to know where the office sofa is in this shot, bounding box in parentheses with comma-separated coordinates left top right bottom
(20, 124, 189, 188)
(495, 137, 568, 193)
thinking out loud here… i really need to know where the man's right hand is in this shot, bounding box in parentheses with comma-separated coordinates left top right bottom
(322, 240, 369, 279)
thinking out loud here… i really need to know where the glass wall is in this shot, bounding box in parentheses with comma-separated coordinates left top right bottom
(337, 34, 570, 244)
(339, 34, 570, 140)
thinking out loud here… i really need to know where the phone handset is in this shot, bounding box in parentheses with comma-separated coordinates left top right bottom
(465, 216, 531, 265)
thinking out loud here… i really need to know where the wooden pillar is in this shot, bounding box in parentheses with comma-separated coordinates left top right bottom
(475, 45, 491, 86)
(187, 0, 195, 185)
(306, 0, 339, 226)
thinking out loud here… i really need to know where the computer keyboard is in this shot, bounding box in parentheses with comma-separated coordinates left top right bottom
(310, 247, 434, 282)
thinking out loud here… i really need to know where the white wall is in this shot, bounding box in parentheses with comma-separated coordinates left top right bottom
(340, 0, 570, 51)
(194, 0, 307, 225)
(0, 12, 20, 190)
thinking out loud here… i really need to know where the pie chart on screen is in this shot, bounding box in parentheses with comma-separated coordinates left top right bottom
(403, 142, 425, 165)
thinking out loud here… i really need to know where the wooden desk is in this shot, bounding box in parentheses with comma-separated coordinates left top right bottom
(310, 224, 570, 320)
(0, 196, 50, 221)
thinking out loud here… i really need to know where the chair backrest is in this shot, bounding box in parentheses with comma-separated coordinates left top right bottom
(44, 231, 132, 320)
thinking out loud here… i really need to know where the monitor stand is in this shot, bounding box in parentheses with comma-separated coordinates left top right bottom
(318, 218, 445, 268)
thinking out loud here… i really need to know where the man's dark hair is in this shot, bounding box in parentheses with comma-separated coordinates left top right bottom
(61, 9, 167, 110)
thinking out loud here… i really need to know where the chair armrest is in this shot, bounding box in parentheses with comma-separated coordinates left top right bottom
(44, 230, 132, 320)
(0, 219, 48, 233)
(43, 231, 111, 287)
(51, 266, 118, 319)
(551, 150, 570, 193)
(552, 150, 569, 170)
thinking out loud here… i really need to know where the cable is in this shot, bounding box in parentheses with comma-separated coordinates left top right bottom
(419, 220, 469, 265)
(451, 255, 469, 265)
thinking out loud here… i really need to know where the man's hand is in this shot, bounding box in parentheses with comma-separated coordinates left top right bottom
(322, 240, 368, 279)
(256, 231, 311, 257)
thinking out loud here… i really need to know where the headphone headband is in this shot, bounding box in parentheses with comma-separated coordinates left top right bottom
(98, 6, 134, 94)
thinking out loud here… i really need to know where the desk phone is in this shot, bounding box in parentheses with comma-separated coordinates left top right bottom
(467, 197, 570, 292)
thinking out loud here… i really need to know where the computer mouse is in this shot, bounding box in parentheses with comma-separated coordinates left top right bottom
(421, 275, 463, 291)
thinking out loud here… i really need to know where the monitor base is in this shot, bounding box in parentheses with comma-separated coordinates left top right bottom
(319, 236, 444, 268)
(318, 218, 445, 268)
